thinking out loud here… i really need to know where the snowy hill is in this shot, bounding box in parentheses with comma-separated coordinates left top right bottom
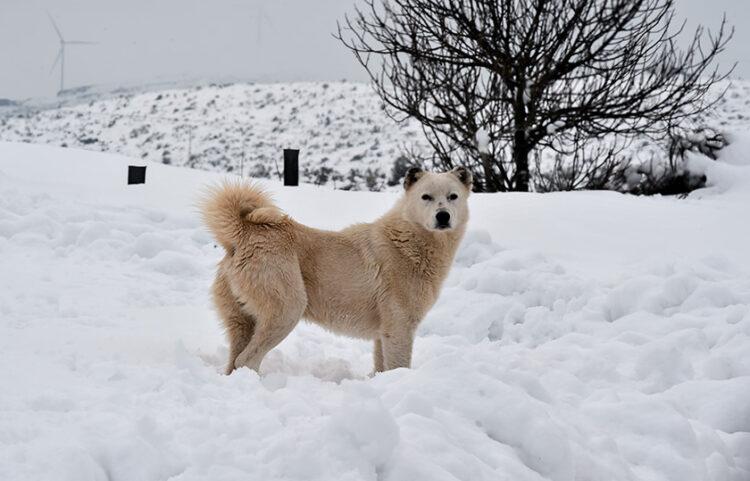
(3, 80, 750, 193)
(1, 139, 749, 480)
(0, 82, 427, 191)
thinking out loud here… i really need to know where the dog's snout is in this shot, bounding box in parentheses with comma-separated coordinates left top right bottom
(436, 211, 451, 226)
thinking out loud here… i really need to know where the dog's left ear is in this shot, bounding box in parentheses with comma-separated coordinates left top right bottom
(450, 166, 472, 189)
(403, 167, 425, 190)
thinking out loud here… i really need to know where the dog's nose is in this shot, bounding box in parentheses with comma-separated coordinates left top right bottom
(436, 211, 451, 226)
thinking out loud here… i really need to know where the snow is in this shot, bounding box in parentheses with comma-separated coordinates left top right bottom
(3, 79, 749, 193)
(0, 82, 428, 191)
(546, 120, 565, 135)
(476, 128, 490, 154)
(1, 139, 750, 481)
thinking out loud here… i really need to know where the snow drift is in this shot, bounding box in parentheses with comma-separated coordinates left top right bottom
(1, 140, 749, 480)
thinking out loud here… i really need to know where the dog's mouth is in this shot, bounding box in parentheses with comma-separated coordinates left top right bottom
(434, 222, 452, 230)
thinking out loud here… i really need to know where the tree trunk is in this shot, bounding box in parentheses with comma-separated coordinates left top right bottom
(480, 152, 498, 192)
(512, 131, 530, 191)
(511, 81, 531, 192)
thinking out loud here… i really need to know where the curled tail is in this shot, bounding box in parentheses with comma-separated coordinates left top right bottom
(199, 180, 284, 252)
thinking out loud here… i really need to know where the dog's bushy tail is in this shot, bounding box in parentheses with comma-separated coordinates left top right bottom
(199, 180, 283, 252)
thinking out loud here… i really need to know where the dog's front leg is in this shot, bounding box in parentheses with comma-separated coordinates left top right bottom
(380, 326, 417, 371)
(373, 339, 385, 374)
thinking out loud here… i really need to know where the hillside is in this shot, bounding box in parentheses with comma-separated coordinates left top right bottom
(3, 79, 750, 192)
(0, 82, 427, 191)
(1, 140, 750, 480)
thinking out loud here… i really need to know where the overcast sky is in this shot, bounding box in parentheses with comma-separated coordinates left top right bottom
(1, 0, 747, 100)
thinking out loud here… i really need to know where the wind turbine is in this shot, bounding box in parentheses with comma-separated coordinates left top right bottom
(253, 2, 274, 47)
(48, 13, 98, 93)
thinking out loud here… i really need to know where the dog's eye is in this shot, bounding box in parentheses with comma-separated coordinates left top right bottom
(421, 194, 433, 201)
(448, 193, 458, 201)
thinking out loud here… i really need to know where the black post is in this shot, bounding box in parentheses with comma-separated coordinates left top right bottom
(283, 149, 299, 186)
(128, 165, 147, 185)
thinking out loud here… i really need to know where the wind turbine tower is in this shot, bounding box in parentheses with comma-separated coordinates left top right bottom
(254, 2, 273, 47)
(48, 14, 98, 93)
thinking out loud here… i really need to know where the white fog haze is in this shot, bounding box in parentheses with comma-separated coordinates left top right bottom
(0, 0, 748, 99)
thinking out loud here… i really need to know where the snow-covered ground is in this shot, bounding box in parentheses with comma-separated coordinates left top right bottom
(0, 82, 426, 190)
(1, 139, 750, 481)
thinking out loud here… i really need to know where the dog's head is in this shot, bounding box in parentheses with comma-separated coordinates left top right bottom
(402, 166, 472, 232)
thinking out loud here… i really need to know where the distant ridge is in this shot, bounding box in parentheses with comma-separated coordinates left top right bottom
(0, 81, 427, 191)
(2, 79, 748, 191)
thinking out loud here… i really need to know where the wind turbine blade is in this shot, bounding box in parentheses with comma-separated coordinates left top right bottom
(66, 40, 98, 45)
(259, 7, 275, 29)
(47, 12, 64, 41)
(49, 48, 63, 75)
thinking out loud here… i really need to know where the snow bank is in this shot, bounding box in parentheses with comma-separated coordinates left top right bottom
(1, 141, 749, 480)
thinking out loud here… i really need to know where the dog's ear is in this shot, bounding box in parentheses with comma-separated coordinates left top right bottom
(450, 166, 472, 189)
(403, 167, 425, 190)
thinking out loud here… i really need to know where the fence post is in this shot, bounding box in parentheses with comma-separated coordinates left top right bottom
(187, 126, 193, 165)
(283, 149, 299, 186)
(128, 165, 147, 185)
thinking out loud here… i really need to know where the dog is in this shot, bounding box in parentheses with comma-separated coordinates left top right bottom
(200, 166, 471, 374)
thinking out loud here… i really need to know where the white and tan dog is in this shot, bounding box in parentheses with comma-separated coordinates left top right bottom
(200, 167, 471, 374)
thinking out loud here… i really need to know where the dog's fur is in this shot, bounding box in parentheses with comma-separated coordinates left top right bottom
(200, 167, 471, 374)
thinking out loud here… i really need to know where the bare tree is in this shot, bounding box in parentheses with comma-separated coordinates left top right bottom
(533, 134, 632, 191)
(337, 0, 733, 192)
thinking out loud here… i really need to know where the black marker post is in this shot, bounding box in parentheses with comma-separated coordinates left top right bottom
(128, 165, 147, 185)
(283, 149, 299, 186)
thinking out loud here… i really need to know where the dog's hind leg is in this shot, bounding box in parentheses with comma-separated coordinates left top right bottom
(233, 263, 307, 373)
(212, 274, 257, 375)
(233, 300, 305, 372)
(224, 310, 256, 375)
